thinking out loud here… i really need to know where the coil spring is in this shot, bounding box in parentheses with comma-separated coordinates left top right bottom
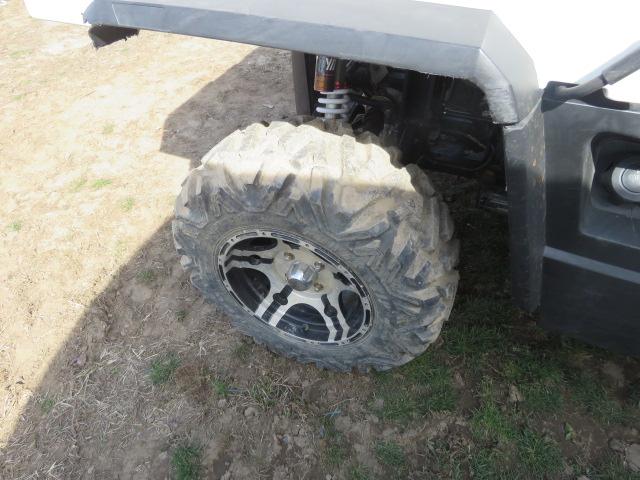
(316, 89, 353, 120)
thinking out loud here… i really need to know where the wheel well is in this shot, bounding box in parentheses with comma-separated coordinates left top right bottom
(294, 53, 505, 186)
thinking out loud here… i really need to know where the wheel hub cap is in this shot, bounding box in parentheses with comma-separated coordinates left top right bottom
(286, 261, 317, 291)
(217, 229, 373, 345)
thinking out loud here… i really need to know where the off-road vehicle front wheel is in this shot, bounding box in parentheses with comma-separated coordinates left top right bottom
(172, 119, 459, 371)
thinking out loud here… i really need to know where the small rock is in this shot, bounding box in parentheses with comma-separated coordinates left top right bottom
(365, 414, 379, 424)
(509, 385, 523, 403)
(627, 444, 640, 472)
(293, 434, 308, 449)
(128, 283, 153, 303)
(220, 410, 234, 426)
(271, 435, 282, 457)
(602, 361, 625, 388)
(72, 352, 87, 368)
(285, 369, 300, 384)
(217, 399, 227, 408)
(272, 466, 288, 480)
(301, 381, 322, 403)
(372, 398, 385, 409)
(609, 438, 626, 452)
(150, 451, 169, 478)
(353, 443, 366, 454)
(334, 416, 351, 433)
(455, 418, 469, 427)
(244, 406, 258, 418)
(453, 372, 465, 388)
(201, 441, 221, 467)
(382, 427, 396, 438)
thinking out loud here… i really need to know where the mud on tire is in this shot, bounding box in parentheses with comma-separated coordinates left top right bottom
(172, 119, 459, 371)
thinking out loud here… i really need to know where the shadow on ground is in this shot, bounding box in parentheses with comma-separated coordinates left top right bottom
(160, 47, 292, 168)
(0, 47, 305, 479)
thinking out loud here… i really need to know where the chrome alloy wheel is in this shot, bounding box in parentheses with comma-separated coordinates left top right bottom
(217, 229, 373, 345)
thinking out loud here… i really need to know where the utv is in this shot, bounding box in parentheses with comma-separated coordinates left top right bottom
(25, 0, 640, 370)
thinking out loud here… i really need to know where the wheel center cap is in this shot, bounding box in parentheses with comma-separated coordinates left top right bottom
(286, 261, 317, 291)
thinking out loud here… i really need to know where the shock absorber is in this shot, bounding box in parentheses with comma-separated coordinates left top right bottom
(314, 56, 353, 120)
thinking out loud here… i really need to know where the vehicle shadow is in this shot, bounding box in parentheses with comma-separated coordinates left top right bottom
(0, 46, 298, 479)
(160, 47, 294, 168)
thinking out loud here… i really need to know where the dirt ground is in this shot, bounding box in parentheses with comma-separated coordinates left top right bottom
(1, 2, 639, 479)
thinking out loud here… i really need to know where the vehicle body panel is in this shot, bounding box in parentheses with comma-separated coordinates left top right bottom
(24, 0, 91, 25)
(24, 0, 640, 104)
(540, 89, 640, 355)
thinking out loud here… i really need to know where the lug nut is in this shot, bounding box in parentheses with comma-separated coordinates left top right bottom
(313, 283, 323, 292)
(313, 261, 324, 271)
(283, 252, 295, 261)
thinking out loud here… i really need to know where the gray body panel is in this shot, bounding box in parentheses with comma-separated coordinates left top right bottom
(539, 88, 640, 355)
(503, 101, 546, 312)
(83, 0, 539, 124)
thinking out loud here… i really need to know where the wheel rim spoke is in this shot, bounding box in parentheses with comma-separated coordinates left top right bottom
(218, 229, 372, 345)
(255, 285, 292, 326)
(326, 289, 353, 341)
(266, 301, 290, 327)
(300, 296, 339, 342)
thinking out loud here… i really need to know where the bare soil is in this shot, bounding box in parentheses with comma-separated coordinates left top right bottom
(1, 2, 639, 479)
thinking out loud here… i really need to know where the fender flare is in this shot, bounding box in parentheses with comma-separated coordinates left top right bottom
(84, 0, 540, 124)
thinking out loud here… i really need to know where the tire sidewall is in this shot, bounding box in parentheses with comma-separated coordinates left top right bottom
(190, 210, 405, 367)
